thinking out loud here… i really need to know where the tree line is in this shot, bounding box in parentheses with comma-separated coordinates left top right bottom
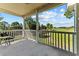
(24, 16, 53, 30)
(0, 17, 23, 30)
(0, 16, 54, 30)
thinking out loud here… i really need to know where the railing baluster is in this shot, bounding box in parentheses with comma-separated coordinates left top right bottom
(48, 31, 49, 45)
(12, 31, 13, 37)
(48, 31, 50, 45)
(42, 30, 43, 43)
(45, 31, 47, 44)
(12, 31, 14, 37)
(7, 31, 9, 35)
(68, 33, 70, 51)
(54, 33, 55, 46)
(53, 33, 55, 46)
(61, 33, 63, 49)
(52, 32, 54, 46)
(50, 32, 51, 46)
(58, 33, 59, 48)
(11, 31, 13, 36)
(10, 31, 11, 36)
(14, 31, 15, 38)
(55, 33, 56, 47)
(54, 32, 55, 46)
(8, 31, 9, 36)
(11, 31, 12, 36)
(45, 31, 46, 44)
(40, 31, 44, 43)
(44, 31, 45, 44)
(49, 31, 50, 45)
(72, 33, 74, 53)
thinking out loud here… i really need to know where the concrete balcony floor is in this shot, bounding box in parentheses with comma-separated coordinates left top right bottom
(0, 39, 75, 56)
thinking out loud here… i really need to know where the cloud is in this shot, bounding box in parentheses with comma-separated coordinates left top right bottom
(59, 14, 65, 18)
(31, 11, 58, 20)
(39, 18, 49, 22)
(60, 8, 65, 12)
(31, 15, 36, 19)
(43, 11, 57, 16)
(39, 11, 57, 20)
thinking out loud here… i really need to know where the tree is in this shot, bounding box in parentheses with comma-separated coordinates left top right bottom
(0, 17, 5, 30)
(11, 22, 22, 29)
(24, 16, 33, 29)
(2, 21, 9, 30)
(0, 17, 4, 21)
(40, 24, 47, 30)
(0, 22, 3, 30)
(64, 10, 73, 19)
(46, 23, 53, 30)
(24, 16, 39, 30)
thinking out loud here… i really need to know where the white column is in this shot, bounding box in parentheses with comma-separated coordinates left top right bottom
(22, 18, 25, 39)
(75, 3, 79, 55)
(73, 3, 77, 55)
(36, 10, 39, 42)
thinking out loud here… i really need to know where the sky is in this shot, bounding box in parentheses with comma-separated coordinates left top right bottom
(0, 13, 23, 25)
(32, 4, 74, 27)
(0, 4, 74, 27)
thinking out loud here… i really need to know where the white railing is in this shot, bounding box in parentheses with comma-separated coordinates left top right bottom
(39, 30, 76, 54)
(0, 30, 36, 41)
(0, 30, 23, 41)
(0, 30, 76, 55)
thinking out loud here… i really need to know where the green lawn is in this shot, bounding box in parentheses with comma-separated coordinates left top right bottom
(53, 27, 74, 32)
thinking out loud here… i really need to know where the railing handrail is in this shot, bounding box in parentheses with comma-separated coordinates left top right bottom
(0, 30, 76, 34)
(39, 30, 76, 34)
(0, 30, 23, 32)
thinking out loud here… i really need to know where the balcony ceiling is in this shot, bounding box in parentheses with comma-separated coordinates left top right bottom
(0, 3, 62, 18)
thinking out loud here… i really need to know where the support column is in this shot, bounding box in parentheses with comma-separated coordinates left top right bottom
(36, 10, 39, 42)
(75, 3, 79, 55)
(73, 3, 77, 55)
(22, 18, 25, 39)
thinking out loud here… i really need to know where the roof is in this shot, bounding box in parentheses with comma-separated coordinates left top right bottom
(0, 3, 62, 18)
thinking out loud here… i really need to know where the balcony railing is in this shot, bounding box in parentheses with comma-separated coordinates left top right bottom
(0, 30, 76, 54)
(0, 30, 23, 41)
(39, 30, 76, 54)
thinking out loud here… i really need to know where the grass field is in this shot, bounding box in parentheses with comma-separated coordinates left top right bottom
(38, 27, 75, 52)
(53, 27, 74, 32)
